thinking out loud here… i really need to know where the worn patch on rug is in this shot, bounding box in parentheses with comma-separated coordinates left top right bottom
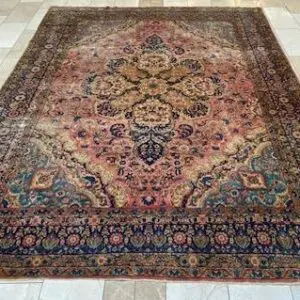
(0, 7, 299, 280)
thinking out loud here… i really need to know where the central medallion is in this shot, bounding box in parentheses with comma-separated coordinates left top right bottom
(85, 34, 211, 165)
(24, 19, 268, 209)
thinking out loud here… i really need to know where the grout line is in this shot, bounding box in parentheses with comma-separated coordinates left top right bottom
(283, 0, 298, 14)
(206, 285, 218, 300)
(37, 280, 44, 300)
(162, 282, 167, 300)
(292, 14, 300, 27)
(102, 280, 108, 300)
(165, 282, 169, 300)
(227, 285, 231, 300)
(99, 279, 105, 300)
(134, 280, 137, 300)
(289, 286, 295, 300)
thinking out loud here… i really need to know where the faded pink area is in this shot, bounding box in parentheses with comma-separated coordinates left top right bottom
(40, 20, 266, 208)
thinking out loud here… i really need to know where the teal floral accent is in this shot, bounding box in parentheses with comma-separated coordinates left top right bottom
(205, 146, 289, 208)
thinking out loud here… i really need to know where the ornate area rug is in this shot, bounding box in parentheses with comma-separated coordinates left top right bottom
(0, 7, 299, 281)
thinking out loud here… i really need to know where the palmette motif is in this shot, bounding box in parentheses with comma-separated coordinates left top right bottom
(0, 7, 299, 280)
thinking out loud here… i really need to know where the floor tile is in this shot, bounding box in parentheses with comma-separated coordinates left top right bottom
(103, 281, 135, 300)
(234, 0, 260, 7)
(285, 0, 300, 13)
(21, 0, 44, 2)
(41, 0, 68, 8)
(0, 283, 42, 300)
(27, 8, 49, 30)
(0, 57, 18, 74)
(65, 0, 92, 5)
(90, 0, 116, 6)
(291, 285, 300, 300)
(274, 28, 300, 55)
(135, 281, 166, 300)
(0, 16, 7, 25)
(211, 0, 235, 6)
(164, 0, 189, 6)
(5, 3, 41, 23)
(11, 29, 35, 52)
(229, 285, 293, 300)
(0, 22, 27, 47)
(188, 0, 212, 6)
(259, 0, 284, 7)
(115, 0, 139, 6)
(0, 78, 6, 89)
(0, 47, 10, 64)
(0, 0, 19, 14)
(166, 283, 229, 300)
(139, 0, 163, 6)
(293, 13, 300, 26)
(6, 30, 35, 63)
(39, 280, 105, 300)
(264, 7, 299, 29)
(5, 49, 23, 60)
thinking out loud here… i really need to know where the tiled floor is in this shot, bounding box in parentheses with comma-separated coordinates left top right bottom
(0, 0, 299, 299)
(0, 280, 299, 300)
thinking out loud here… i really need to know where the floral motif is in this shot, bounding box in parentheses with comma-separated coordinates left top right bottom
(0, 7, 299, 281)
(3, 17, 286, 210)
(66, 234, 81, 247)
(257, 232, 271, 246)
(138, 78, 168, 96)
(173, 232, 187, 245)
(215, 232, 229, 246)
(138, 52, 171, 75)
(22, 235, 37, 248)
(88, 75, 135, 98)
(109, 233, 124, 246)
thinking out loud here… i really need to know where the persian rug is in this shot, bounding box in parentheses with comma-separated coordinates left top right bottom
(0, 7, 299, 281)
